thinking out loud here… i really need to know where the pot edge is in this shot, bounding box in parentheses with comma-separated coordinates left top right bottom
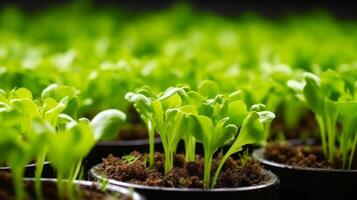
(89, 164, 279, 192)
(253, 148, 357, 173)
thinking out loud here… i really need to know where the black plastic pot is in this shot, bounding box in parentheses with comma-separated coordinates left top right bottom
(83, 138, 163, 176)
(253, 142, 357, 200)
(0, 161, 55, 178)
(20, 178, 145, 200)
(89, 164, 279, 200)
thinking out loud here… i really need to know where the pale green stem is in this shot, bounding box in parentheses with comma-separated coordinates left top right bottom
(203, 153, 213, 189)
(348, 134, 357, 169)
(12, 167, 25, 200)
(316, 115, 328, 158)
(326, 116, 337, 162)
(263, 122, 272, 141)
(71, 160, 82, 181)
(57, 171, 65, 200)
(185, 136, 196, 162)
(35, 150, 47, 200)
(161, 129, 171, 174)
(340, 131, 349, 169)
(160, 127, 170, 174)
(164, 149, 172, 174)
(211, 153, 230, 188)
(164, 140, 178, 174)
(147, 121, 155, 169)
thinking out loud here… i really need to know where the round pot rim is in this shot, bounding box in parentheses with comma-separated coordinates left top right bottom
(253, 148, 357, 173)
(97, 137, 161, 146)
(0, 161, 51, 170)
(89, 164, 279, 192)
(23, 178, 145, 200)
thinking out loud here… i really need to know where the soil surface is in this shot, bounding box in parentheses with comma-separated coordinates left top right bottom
(263, 142, 357, 169)
(96, 152, 271, 188)
(0, 172, 131, 200)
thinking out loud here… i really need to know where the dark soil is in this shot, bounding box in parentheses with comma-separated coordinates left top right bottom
(0, 172, 131, 200)
(96, 152, 270, 188)
(263, 142, 357, 169)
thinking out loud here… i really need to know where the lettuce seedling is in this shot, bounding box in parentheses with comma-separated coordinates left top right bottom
(149, 87, 191, 173)
(0, 124, 32, 200)
(0, 85, 126, 199)
(211, 108, 275, 188)
(38, 85, 79, 200)
(0, 85, 79, 200)
(0, 88, 53, 200)
(125, 87, 157, 169)
(188, 96, 239, 188)
(127, 86, 201, 172)
(188, 94, 275, 188)
(41, 84, 79, 119)
(47, 109, 126, 199)
(180, 91, 205, 161)
(288, 70, 357, 168)
(127, 84, 275, 186)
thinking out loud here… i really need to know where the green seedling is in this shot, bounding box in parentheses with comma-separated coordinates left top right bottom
(288, 70, 357, 169)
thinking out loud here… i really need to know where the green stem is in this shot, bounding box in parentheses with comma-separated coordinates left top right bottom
(326, 116, 336, 162)
(316, 115, 328, 158)
(161, 128, 171, 174)
(67, 179, 75, 200)
(348, 134, 357, 169)
(164, 148, 174, 174)
(263, 122, 272, 141)
(12, 167, 25, 200)
(71, 160, 82, 181)
(35, 150, 47, 200)
(203, 153, 213, 189)
(57, 171, 65, 200)
(185, 136, 196, 162)
(211, 153, 230, 188)
(160, 127, 170, 174)
(65, 161, 82, 200)
(148, 121, 155, 169)
(164, 150, 170, 174)
(340, 132, 348, 169)
(342, 146, 348, 169)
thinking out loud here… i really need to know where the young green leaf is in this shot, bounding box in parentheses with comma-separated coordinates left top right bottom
(90, 109, 127, 141)
(211, 110, 275, 188)
(198, 80, 220, 98)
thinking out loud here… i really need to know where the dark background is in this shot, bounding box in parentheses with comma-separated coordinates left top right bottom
(0, 0, 356, 19)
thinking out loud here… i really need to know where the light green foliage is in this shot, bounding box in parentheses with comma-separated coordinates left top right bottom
(289, 70, 357, 169)
(90, 109, 127, 141)
(41, 84, 79, 118)
(188, 94, 274, 188)
(211, 108, 275, 188)
(128, 83, 275, 188)
(125, 86, 197, 172)
(0, 85, 126, 199)
(1, 4, 357, 133)
(125, 87, 157, 169)
(2, 2, 357, 194)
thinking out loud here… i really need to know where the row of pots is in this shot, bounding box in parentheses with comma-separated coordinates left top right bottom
(2, 139, 356, 200)
(85, 139, 357, 200)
